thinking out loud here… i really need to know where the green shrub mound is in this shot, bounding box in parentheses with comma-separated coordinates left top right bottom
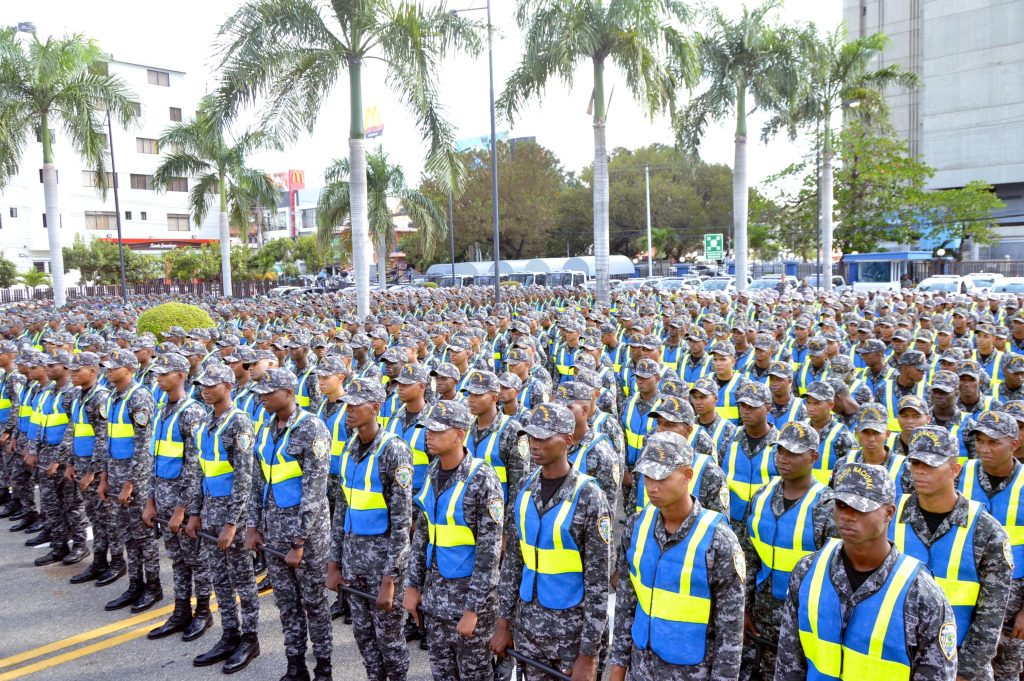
(136, 302, 216, 342)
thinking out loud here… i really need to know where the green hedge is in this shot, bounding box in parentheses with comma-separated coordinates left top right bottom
(136, 302, 216, 342)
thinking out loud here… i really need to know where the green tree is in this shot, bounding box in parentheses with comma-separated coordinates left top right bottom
(153, 95, 279, 296)
(398, 233, 443, 272)
(0, 28, 138, 306)
(0, 252, 17, 288)
(125, 254, 163, 285)
(675, 0, 799, 290)
(316, 148, 446, 285)
(294, 235, 332, 275)
(500, 0, 696, 305)
(19, 269, 51, 288)
(64, 234, 166, 286)
(925, 181, 1005, 255)
(216, 0, 481, 317)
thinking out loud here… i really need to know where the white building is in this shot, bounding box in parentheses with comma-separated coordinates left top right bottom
(0, 59, 220, 275)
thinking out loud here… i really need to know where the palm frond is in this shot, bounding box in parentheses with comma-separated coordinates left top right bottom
(189, 173, 221, 226)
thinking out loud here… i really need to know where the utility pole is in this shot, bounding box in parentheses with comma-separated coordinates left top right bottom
(645, 164, 653, 278)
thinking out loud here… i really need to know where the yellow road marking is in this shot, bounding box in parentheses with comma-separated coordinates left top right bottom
(0, 623, 157, 681)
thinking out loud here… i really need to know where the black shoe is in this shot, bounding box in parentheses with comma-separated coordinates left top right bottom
(312, 658, 332, 681)
(252, 551, 267, 576)
(148, 598, 192, 640)
(96, 555, 127, 587)
(10, 511, 38, 532)
(130, 578, 163, 613)
(404, 618, 424, 642)
(330, 596, 348, 621)
(419, 637, 428, 650)
(279, 654, 310, 681)
(25, 529, 52, 547)
(0, 500, 21, 518)
(62, 544, 90, 565)
(105, 577, 144, 611)
(70, 555, 108, 584)
(9, 506, 32, 522)
(34, 545, 69, 566)
(222, 633, 260, 674)
(0, 488, 9, 506)
(182, 596, 212, 642)
(25, 516, 45, 534)
(193, 629, 240, 667)
(257, 574, 273, 593)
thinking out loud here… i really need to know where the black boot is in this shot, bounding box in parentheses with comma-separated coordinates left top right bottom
(62, 543, 90, 565)
(130, 576, 163, 613)
(182, 596, 212, 642)
(147, 598, 192, 639)
(257, 573, 273, 593)
(312, 658, 332, 681)
(96, 553, 127, 586)
(34, 543, 69, 566)
(105, 576, 144, 611)
(330, 595, 348, 621)
(0, 499, 20, 518)
(0, 487, 10, 506)
(24, 516, 45, 534)
(193, 628, 239, 667)
(279, 654, 310, 681)
(70, 553, 108, 584)
(222, 632, 260, 674)
(10, 506, 34, 523)
(25, 528, 52, 547)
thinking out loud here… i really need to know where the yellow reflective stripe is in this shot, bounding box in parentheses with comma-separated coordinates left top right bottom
(73, 424, 95, 437)
(109, 424, 134, 438)
(154, 441, 184, 458)
(893, 495, 909, 550)
(1007, 471, 1024, 545)
(200, 408, 240, 478)
(432, 459, 481, 548)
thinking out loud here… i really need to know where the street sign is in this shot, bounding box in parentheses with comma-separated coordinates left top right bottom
(704, 233, 724, 260)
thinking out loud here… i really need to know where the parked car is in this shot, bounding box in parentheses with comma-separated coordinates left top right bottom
(916, 275, 976, 294)
(268, 286, 302, 297)
(990, 277, 1024, 295)
(656, 277, 697, 292)
(700, 276, 736, 293)
(801, 274, 847, 289)
(964, 272, 1004, 291)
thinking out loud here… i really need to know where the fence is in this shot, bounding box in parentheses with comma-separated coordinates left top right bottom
(0, 279, 285, 305)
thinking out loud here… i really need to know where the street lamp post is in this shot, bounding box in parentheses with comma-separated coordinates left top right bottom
(106, 112, 129, 303)
(644, 164, 653, 278)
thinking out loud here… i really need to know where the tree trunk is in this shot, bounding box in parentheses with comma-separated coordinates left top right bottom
(592, 59, 610, 307)
(349, 60, 371, 318)
(733, 87, 748, 293)
(821, 129, 834, 293)
(41, 119, 65, 307)
(219, 174, 232, 297)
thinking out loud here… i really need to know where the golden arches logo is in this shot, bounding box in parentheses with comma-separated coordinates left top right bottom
(289, 170, 305, 189)
(365, 106, 384, 138)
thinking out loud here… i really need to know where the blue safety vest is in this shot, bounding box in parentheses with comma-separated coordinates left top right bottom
(316, 400, 349, 477)
(622, 395, 660, 466)
(959, 460, 1024, 579)
(38, 385, 70, 446)
(151, 398, 196, 479)
(385, 409, 428, 493)
(466, 415, 514, 500)
(568, 433, 611, 475)
(413, 458, 484, 579)
(255, 411, 310, 508)
(70, 387, 99, 458)
(723, 439, 779, 524)
(340, 431, 398, 535)
(106, 385, 142, 460)
(198, 408, 241, 497)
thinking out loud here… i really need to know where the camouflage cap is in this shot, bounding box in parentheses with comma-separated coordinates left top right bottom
(807, 337, 828, 356)
(805, 380, 835, 401)
(1003, 401, 1024, 423)
(464, 370, 500, 394)
(340, 376, 387, 404)
(659, 377, 689, 399)
(430, 363, 461, 381)
(856, 403, 889, 432)
(417, 399, 474, 432)
(650, 395, 696, 424)
(553, 381, 593, 405)
(897, 350, 927, 368)
(970, 410, 1020, 440)
(635, 432, 695, 481)
(753, 333, 776, 351)
(907, 426, 955, 467)
(166, 326, 187, 338)
(631, 334, 659, 350)
(181, 340, 207, 357)
(506, 347, 532, 365)
(131, 336, 156, 351)
(368, 327, 390, 341)
(892, 328, 912, 342)
(101, 348, 140, 369)
(250, 368, 298, 395)
(633, 358, 662, 379)
(224, 345, 257, 364)
(196, 363, 236, 387)
(833, 463, 896, 512)
(395, 362, 429, 385)
(557, 317, 585, 334)
(518, 403, 575, 439)
(857, 339, 886, 354)
(897, 394, 930, 414)
(217, 333, 241, 348)
(710, 341, 736, 357)
(777, 421, 821, 454)
(186, 327, 211, 341)
(446, 334, 472, 353)
(579, 332, 603, 351)
(685, 327, 709, 343)
(691, 376, 719, 398)
(150, 352, 190, 375)
(498, 372, 523, 391)
(735, 381, 770, 407)
(768, 360, 792, 379)
(68, 351, 101, 370)
(314, 355, 350, 377)
(915, 329, 935, 343)
(254, 330, 274, 344)
(829, 355, 854, 374)
(1006, 354, 1024, 374)
(349, 333, 371, 349)
(794, 316, 812, 329)
(43, 349, 74, 367)
(380, 346, 406, 364)
(931, 370, 959, 394)
(958, 360, 982, 379)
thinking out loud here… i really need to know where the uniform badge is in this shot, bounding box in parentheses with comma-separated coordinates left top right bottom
(597, 515, 612, 544)
(235, 431, 254, 452)
(611, 463, 620, 484)
(312, 438, 328, 458)
(1004, 539, 1014, 569)
(733, 550, 746, 579)
(518, 437, 529, 456)
(395, 465, 413, 489)
(939, 621, 957, 661)
(719, 485, 731, 512)
(133, 411, 149, 427)
(98, 402, 108, 419)
(488, 498, 504, 524)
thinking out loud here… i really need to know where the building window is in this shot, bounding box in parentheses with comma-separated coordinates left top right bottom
(130, 174, 155, 190)
(169, 107, 182, 122)
(38, 169, 58, 183)
(167, 213, 190, 232)
(82, 171, 115, 187)
(33, 262, 46, 273)
(147, 69, 170, 86)
(125, 211, 132, 221)
(166, 177, 188, 192)
(140, 212, 147, 221)
(9, 208, 16, 218)
(84, 211, 117, 230)
(136, 138, 158, 154)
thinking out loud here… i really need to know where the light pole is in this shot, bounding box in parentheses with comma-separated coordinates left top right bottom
(106, 112, 129, 303)
(644, 164, 653, 278)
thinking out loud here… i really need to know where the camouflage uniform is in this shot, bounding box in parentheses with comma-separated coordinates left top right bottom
(10, 372, 40, 514)
(0, 357, 24, 501)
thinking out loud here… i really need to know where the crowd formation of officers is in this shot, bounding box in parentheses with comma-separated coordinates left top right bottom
(2, 282, 1024, 681)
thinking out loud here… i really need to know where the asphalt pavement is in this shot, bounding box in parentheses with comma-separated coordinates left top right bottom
(0, 516, 436, 681)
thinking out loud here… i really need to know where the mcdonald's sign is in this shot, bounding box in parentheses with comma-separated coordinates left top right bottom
(365, 106, 384, 139)
(288, 169, 305, 190)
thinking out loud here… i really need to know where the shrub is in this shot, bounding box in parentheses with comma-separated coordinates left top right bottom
(419, 281, 438, 288)
(136, 302, 216, 342)
(500, 280, 521, 287)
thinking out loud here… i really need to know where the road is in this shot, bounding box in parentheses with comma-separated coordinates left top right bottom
(0, 519, 436, 681)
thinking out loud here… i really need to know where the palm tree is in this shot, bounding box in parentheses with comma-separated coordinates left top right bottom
(674, 0, 799, 292)
(316, 148, 447, 286)
(0, 29, 138, 307)
(152, 95, 279, 297)
(766, 25, 918, 292)
(501, 0, 696, 306)
(216, 0, 481, 317)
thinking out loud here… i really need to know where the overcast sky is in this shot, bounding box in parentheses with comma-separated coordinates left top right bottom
(4, 0, 842, 190)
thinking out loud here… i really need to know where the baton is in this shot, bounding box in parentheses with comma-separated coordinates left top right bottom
(257, 543, 380, 602)
(505, 649, 572, 681)
(747, 631, 779, 651)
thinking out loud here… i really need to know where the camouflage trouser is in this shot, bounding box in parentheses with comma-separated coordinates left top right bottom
(203, 533, 259, 634)
(80, 477, 122, 557)
(39, 465, 87, 549)
(116, 498, 159, 579)
(994, 632, 1024, 681)
(154, 483, 211, 600)
(265, 537, 332, 660)
(8, 445, 35, 509)
(327, 475, 342, 526)
(348, 573, 409, 681)
(424, 613, 493, 681)
(740, 588, 785, 681)
(512, 603, 583, 681)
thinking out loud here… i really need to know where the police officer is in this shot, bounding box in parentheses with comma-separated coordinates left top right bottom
(836, 403, 912, 498)
(404, 400, 504, 680)
(463, 370, 527, 504)
(621, 357, 663, 509)
(804, 381, 856, 485)
(187, 363, 261, 672)
(555, 381, 620, 510)
(326, 376, 414, 681)
(722, 382, 779, 536)
(891, 426, 1012, 681)
(774, 462, 958, 681)
(0, 341, 26, 519)
(692, 376, 738, 461)
(248, 368, 334, 681)
(491, 403, 612, 681)
(743, 421, 837, 680)
(609, 431, 745, 681)
(505, 348, 548, 413)
(767, 360, 807, 429)
(385, 362, 431, 495)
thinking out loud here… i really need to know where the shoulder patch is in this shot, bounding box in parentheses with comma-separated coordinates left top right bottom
(611, 463, 620, 485)
(518, 437, 529, 457)
(733, 550, 746, 579)
(719, 485, 731, 511)
(312, 438, 328, 458)
(1004, 539, 1014, 569)
(598, 515, 612, 544)
(133, 411, 149, 427)
(98, 402, 108, 419)
(939, 621, 957, 661)
(235, 430, 253, 452)
(488, 498, 504, 524)
(395, 465, 413, 489)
